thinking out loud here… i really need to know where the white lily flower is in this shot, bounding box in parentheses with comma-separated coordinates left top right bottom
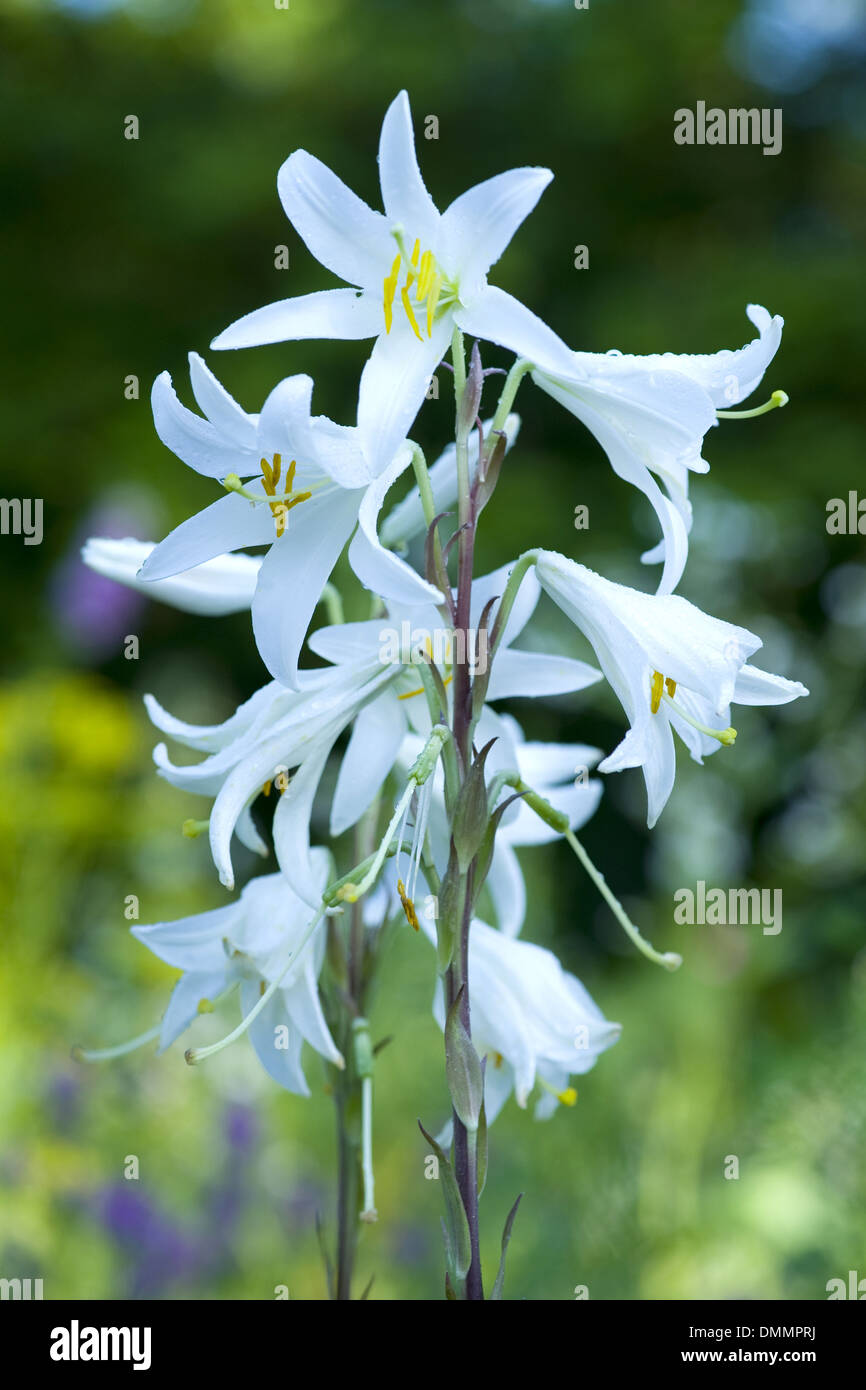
(532, 305, 784, 593)
(430, 919, 621, 1124)
(131, 860, 342, 1094)
(137, 353, 441, 686)
(535, 550, 808, 827)
(211, 90, 576, 469)
(82, 537, 261, 616)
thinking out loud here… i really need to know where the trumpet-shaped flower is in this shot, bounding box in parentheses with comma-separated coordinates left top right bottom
(535, 550, 808, 827)
(131, 861, 342, 1094)
(430, 920, 621, 1123)
(82, 537, 261, 616)
(211, 90, 576, 468)
(532, 305, 784, 593)
(137, 353, 441, 686)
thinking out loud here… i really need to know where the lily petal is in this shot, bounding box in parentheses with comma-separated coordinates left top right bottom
(278, 148, 391, 289)
(252, 488, 361, 688)
(348, 451, 444, 607)
(441, 167, 552, 296)
(378, 90, 440, 247)
(454, 284, 576, 378)
(212, 288, 382, 351)
(139, 492, 276, 582)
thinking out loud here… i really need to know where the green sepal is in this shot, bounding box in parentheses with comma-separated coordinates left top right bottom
(451, 737, 496, 873)
(445, 988, 484, 1132)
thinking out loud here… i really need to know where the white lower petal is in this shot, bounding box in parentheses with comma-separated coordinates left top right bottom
(252, 489, 361, 687)
(212, 288, 382, 350)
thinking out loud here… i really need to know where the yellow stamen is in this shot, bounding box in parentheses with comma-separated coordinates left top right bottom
(665, 677, 677, 698)
(197, 998, 215, 1015)
(383, 252, 401, 334)
(401, 284, 423, 341)
(397, 878, 419, 931)
(492, 1051, 503, 1070)
(650, 669, 665, 714)
(410, 238, 420, 267)
(262, 780, 272, 796)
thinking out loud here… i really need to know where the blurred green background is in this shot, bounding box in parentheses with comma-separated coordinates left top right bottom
(2, 0, 865, 1300)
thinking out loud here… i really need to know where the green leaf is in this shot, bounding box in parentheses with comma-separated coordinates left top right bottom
(445, 988, 484, 1131)
(490, 1194, 523, 1301)
(419, 1121, 472, 1282)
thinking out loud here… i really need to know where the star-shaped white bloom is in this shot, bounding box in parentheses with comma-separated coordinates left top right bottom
(211, 90, 576, 470)
(532, 305, 784, 593)
(136, 352, 441, 686)
(535, 550, 808, 827)
(131, 861, 342, 1094)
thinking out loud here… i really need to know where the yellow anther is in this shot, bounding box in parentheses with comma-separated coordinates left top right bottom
(410, 238, 420, 267)
(397, 878, 419, 931)
(492, 1051, 504, 1070)
(557, 1087, 578, 1107)
(400, 285, 423, 341)
(665, 677, 677, 698)
(197, 998, 215, 1015)
(262, 780, 272, 797)
(650, 670, 665, 714)
(383, 252, 402, 334)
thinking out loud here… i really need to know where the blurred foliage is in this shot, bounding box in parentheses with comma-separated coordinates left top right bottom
(1, 0, 865, 1300)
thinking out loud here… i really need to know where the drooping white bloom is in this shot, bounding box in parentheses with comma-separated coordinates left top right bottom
(211, 91, 576, 469)
(82, 537, 261, 616)
(535, 550, 808, 827)
(131, 860, 342, 1094)
(431, 919, 621, 1123)
(137, 353, 440, 686)
(532, 305, 784, 593)
(145, 559, 600, 905)
(146, 656, 397, 899)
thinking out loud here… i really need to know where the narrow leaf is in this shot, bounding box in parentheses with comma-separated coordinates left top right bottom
(490, 1193, 523, 1301)
(419, 1120, 472, 1282)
